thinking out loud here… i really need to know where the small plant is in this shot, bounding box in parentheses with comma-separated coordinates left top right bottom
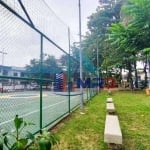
(3, 115, 35, 150)
(29, 129, 59, 150)
(1, 115, 58, 150)
(0, 115, 58, 150)
(0, 130, 4, 150)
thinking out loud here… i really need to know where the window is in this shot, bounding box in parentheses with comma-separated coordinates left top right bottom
(14, 72, 18, 76)
(21, 72, 25, 77)
(3, 70, 8, 76)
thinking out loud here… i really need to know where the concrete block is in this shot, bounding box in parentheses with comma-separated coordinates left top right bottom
(107, 97, 113, 103)
(106, 103, 115, 113)
(104, 115, 122, 144)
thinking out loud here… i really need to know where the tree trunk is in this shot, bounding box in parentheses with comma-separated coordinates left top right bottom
(127, 61, 133, 89)
(133, 60, 138, 88)
(144, 60, 147, 87)
(148, 60, 150, 88)
(119, 67, 122, 86)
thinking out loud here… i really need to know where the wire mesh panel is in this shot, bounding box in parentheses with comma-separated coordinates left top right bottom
(0, 78, 41, 133)
(2, 0, 70, 53)
(42, 91, 69, 128)
(22, 0, 69, 52)
(0, 0, 99, 139)
(0, 5, 41, 67)
(70, 94, 80, 110)
(0, 3, 41, 133)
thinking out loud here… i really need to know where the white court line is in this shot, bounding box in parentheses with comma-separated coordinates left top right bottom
(0, 94, 65, 110)
(0, 100, 66, 126)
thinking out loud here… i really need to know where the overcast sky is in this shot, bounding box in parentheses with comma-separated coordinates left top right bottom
(44, 0, 99, 40)
(0, 0, 99, 67)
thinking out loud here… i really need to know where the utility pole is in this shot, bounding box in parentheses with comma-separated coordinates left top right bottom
(0, 49, 7, 66)
(79, 0, 83, 109)
(97, 45, 99, 92)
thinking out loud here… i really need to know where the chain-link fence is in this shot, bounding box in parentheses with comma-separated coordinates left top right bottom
(0, 0, 98, 135)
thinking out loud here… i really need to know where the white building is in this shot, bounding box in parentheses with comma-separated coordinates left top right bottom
(0, 65, 26, 91)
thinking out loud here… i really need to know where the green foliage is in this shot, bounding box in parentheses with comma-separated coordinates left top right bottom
(121, 0, 150, 50)
(2, 115, 34, 150)
(0, 131, 4, 150)
(143, 48, 150, 59)
(104, 0, 150, 88)
(30, 129, 59, 150)
(71, 43, 97, 74)
(82, 0, 125, 78)
(26, 54, 60, 79)
(1, 115, 58, 150)
(84, 0, 150, 89)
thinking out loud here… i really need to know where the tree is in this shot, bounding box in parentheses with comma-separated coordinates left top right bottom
(26, 59, 40, 78)
(26, 55, 60, 86)
(106, 0, 150, 89)
(121, 0, 150, 88)
(82, 0, 125, 80)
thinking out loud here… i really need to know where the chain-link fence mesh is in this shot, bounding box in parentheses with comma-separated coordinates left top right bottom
(0, 0, 98, 137)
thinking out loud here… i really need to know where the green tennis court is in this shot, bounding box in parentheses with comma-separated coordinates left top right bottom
(0, 90, 83, 133)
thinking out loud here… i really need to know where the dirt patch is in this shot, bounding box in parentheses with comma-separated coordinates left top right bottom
(50, 114, 72, 134)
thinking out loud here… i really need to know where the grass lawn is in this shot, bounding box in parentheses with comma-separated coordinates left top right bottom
(52, 90, 150, 150)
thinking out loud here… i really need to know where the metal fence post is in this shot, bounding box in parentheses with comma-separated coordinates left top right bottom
(68, 27, 71, 113)
(40, 34, 43, 130)
(79, 0, 83, 109)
